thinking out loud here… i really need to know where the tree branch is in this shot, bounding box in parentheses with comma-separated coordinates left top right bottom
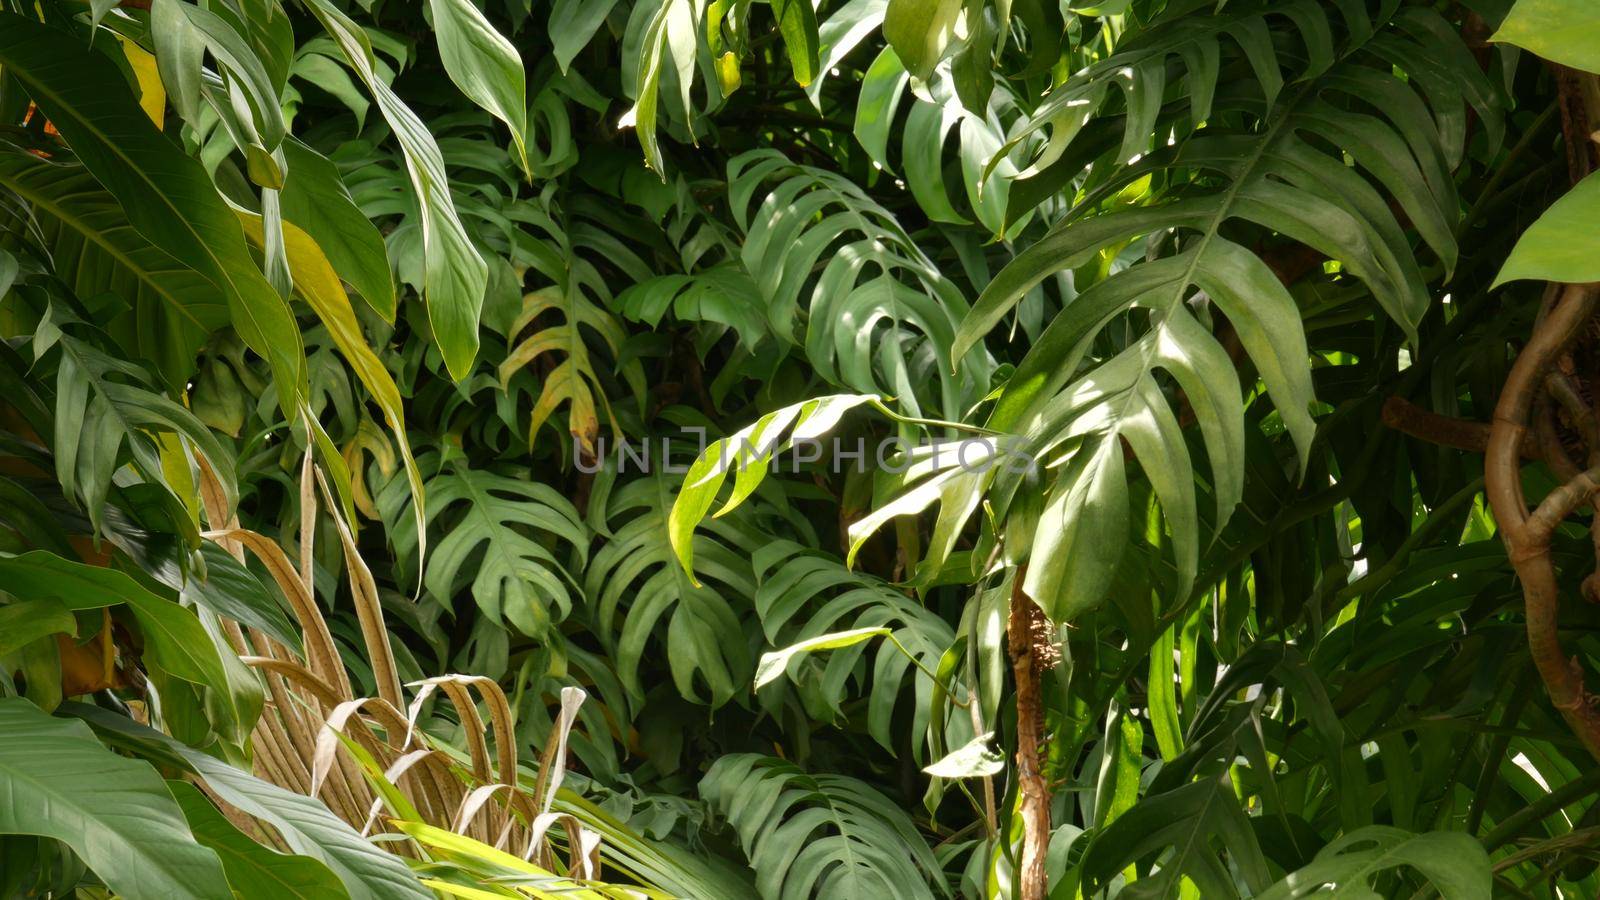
(1381, 396, 1538, 457)
(1486, 282, 1600, 763)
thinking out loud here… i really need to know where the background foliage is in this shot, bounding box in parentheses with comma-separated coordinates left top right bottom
(2, 0, 1600, 896)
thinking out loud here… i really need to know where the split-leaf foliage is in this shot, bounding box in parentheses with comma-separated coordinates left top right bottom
(1, 0, 1599, 896)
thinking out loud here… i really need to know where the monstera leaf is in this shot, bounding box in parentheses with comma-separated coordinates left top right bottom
(587, 469, 771, 706)
(942, 1, 1501, 623)
(381, 450, 586, 641)
(700, 754, 946, 900)
(751, 540, 954, 756)
(728, 149, 990, 420)
(499, 193, 646, 461)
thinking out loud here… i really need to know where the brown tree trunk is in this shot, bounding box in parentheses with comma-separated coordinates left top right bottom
(1008, 568, 1050, 900)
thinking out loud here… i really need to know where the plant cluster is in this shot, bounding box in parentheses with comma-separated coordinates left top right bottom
(3, 0, 1600, 897)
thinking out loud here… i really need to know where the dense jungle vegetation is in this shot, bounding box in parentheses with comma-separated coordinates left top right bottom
(2, 0, 1600, 896)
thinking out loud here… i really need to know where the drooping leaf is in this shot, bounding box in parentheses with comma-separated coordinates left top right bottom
(167, 781, 347, 900)
(300, 0, 488, 380)
(150, 0, 287, 158)
(235, 208, 425, 562)
(669, 394, 876, 578)
(427, 0, 530, 175)
(549, 0, 622, 73)
(624, 0, 698, 176)
(773, 0, 821, 86)
(0, 14, 307, 414)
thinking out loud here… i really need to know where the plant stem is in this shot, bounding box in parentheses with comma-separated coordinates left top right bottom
(1485, 282, 1600, 764)
(1007, 567, 1049, 900)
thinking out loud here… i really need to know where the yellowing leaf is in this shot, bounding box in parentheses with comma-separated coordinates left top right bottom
(156, 431, 200, 527)
(236, 211, 426, 564)
(120, 39, 165, 129)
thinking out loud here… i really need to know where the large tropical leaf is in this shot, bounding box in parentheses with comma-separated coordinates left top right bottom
(46, 332, 237, 532)
(943, 1, 1502, 623)
(69, 703, 433, 900)
(0, 144, 224, 386)
(1492, 0, 1600, 74)
(499, 191, 645, 460)
(586, 468, 769, 706)
(728, 149, 990, 419)
(278, 138, 396, 321)
(752, 539, 954, 756)
(700, 754, 946, 899)
(1079, 774, 1270, 899)
(299, 0, 488, 379)
(1256, 826, 1492, 900)
(0, 14, 307, 412)
(1494, 170, 1600, 287)
(0, 551, 256, 740)
(380, 450, 586, 642)
(426, 0, 529, 174)
(0, 698, 231, 900)
(167, 781, 347, 900)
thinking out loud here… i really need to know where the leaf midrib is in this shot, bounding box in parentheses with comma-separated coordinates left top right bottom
(448, 463, 560, 629)
(1093, 82, 1309, 467)
(0, 734, 206, 890)
(0, 163, 213, 332)
(1, 29, 287, 369)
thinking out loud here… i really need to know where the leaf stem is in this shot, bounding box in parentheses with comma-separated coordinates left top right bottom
(883, 632, 970, 708)
(867, 398, 1000, 437)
